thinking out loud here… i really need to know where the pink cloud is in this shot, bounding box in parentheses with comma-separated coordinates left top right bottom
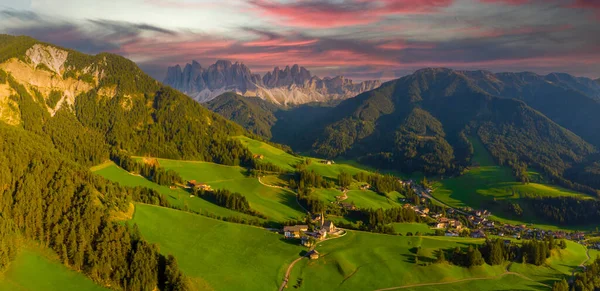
(478, 0, 530, 5)
(248, 0, 454, 28)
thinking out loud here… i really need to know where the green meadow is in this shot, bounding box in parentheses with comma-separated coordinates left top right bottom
(289, 230, 583, 290)
(156, 159, 306, 221)
(313, 188, 404, 210)
(92, 161, 259, 221)
(132, 204, 303, 291)
(432, 137, 593, 228)
(392, 223, 435, 235)
(0, 249, 108, 291)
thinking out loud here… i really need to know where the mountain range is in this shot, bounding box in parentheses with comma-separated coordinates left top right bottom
(163, 60, 381, 105)
(207, 68, 600, 194)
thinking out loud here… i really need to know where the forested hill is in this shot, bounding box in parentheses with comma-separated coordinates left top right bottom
(0, 34, 253, 167)
(265, 68, 599, 195)
(0, 123, 189, 290)
(205, 92, 280, 139)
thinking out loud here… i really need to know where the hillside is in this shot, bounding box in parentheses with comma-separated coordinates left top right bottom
(0, 122, 189, 290)
(0, 34, 254, 166)
(205, 92, 280, 138)
(230, 68, 596, 195)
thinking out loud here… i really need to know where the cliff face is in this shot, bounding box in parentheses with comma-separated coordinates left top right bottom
(163, 61, 381, 105)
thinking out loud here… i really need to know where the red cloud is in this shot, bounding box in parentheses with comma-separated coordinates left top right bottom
(248, 0, 454, 28)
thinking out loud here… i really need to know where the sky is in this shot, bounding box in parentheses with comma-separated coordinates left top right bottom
(0, 0, 599, 81)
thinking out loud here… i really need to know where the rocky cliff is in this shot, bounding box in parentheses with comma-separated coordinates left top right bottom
(163, 61, 381, 105)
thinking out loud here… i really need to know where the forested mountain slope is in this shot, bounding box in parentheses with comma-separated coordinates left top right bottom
(0, 34, 254, 167)
(0, 123, 188, 290)
(205, 92, 279, 138)
(263, 68, 599, 194)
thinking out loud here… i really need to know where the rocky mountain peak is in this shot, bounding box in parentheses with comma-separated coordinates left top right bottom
(163, 60, 382, 104)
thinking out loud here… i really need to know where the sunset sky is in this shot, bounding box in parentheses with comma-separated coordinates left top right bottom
(1, 0, 599, 81)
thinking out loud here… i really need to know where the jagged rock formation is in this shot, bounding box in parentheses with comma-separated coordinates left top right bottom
(163, 61, 381, 105)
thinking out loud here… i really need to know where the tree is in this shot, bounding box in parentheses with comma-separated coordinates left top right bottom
(435, 249, 446, 264)
(468, 246, 484, 267)
(337, 171, 352, 188)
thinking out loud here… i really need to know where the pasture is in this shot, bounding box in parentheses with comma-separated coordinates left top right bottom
(0, 249, 107, 291)
(132, 204, 304, 291)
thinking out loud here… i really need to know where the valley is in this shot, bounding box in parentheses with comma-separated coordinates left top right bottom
(1, 34, 600, 291)
(89, 135, 598, 290)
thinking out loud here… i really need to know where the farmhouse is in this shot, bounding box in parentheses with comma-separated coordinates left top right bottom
(435, 222, 447, 229)
(283, 225, 308, 239)
(253, 154, 264, 159)
(188, 180, 212, 191)
(321, 160, 335, 165)
(471, 230, 486, 238)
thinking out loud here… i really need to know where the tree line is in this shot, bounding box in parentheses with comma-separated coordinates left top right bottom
(111, 151, 183, 186)
(193, 188, 266, 219)
(442, 237, 565, 268)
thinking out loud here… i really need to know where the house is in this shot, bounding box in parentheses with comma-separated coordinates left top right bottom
(196, 183, 212, 191)
(436, 222, 448, 229)
(448, 219, 461, 228)
(474, 210, 483, 217)
(471, 230, 486, 238)
(283, 225, 308, 239)
(359, 184, 371, 190)
(422, 208, 430, 214)
(322, 220, 336, 233)
(253, 154, 264, 159)
(321, 160, 335, 165)
(309, 250, 320, 260)
(317, 229, 327, 240)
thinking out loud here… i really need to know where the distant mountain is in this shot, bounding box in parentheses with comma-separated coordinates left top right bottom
(253, 68, 600, 194)
(461, 70, 600, 146)
(163, 61, 381, 105)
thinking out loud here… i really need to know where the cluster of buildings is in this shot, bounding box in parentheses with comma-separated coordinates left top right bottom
(283, 219, 339, 247)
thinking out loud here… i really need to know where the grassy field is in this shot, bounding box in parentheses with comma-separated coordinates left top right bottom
(313, 188, 404, 210)
(392, 223, 435, 235)
(432, 137, 593, 229)
(236, 135, 374, 179)
(132, 204, 304, 291)
(290, 231, 508, 290)
(0, 249, 107, 291)
(155, 159, 306, 221)
(93, 162, 259, 221)
(289, 230, 584, 290)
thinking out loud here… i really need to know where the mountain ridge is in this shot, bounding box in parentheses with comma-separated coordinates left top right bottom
(163, 60, 381, 105)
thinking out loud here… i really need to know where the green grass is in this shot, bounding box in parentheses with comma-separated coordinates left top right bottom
(132, 204, 304, 291)
(93, 162, 259, 221)
(150, 159, 306, 222)
(313, 188, 403, 210)
(392, 223, 435, 235)
(0, 249, 107, 291)
(290, 231, 507, 290)
(432, 137, 593, 229)
(236, 136, 302, 171)
(289, 230, 584, 290)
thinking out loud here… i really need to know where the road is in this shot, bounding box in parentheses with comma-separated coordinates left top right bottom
(258, 176, 310, 213)
(278, 253, 310, 291)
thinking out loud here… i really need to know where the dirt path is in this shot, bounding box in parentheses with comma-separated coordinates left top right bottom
(279, 253, 310, 291)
